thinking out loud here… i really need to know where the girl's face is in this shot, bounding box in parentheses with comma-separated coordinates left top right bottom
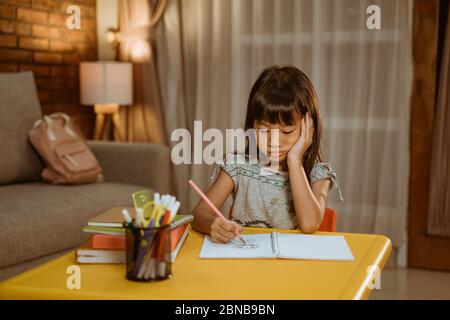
(253, 112, 302, 163)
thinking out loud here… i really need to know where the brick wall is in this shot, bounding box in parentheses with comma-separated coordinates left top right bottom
(0, 0, 98, 138)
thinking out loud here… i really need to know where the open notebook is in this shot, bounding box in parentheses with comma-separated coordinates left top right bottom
(199, 233, 355, 261)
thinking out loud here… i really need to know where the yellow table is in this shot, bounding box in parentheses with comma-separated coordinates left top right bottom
(0, 227, 391, 300)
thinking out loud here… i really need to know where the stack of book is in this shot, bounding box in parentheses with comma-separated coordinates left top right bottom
(76, 207, 193, 264)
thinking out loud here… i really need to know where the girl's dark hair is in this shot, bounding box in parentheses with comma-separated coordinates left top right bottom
(244, 65, 324, 180)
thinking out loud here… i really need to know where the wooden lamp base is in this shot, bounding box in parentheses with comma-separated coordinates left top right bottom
(94, 104, 125, 141)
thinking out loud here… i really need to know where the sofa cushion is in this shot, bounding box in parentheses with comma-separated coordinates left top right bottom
(0, 182, 152, 268)
(0, 72, 44, 185)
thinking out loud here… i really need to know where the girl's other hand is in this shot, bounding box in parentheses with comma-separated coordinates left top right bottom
(287, 112, 314, 164)
(210, 217, 243, 243)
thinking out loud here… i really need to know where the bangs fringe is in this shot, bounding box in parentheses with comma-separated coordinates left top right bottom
(253, 102, 300, 126)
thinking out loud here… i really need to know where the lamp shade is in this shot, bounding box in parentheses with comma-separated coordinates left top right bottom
(80, 61, 133, 105)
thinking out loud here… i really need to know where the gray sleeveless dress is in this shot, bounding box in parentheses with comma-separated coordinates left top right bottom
(211, 153, 344, 230)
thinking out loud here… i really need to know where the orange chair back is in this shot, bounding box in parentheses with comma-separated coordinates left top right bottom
(318, 208, 337, 232)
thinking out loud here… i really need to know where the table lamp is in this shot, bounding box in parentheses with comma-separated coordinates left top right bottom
(80, 61, 133, 141)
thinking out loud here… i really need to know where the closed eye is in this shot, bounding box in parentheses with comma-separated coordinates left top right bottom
(282, 130, 294, 134)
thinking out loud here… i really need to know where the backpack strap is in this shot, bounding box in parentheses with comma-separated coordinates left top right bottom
(33, 113, 78, 141)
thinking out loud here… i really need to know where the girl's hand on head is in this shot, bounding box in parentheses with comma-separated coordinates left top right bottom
(210, 217, 243, 243)
(287, 112, 314, 165)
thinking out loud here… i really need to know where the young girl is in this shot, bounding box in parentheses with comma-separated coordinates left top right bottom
(192, 65, 344, 243)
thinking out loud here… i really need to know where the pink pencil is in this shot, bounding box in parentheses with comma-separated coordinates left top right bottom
(188, 179, 245, 243)
(188, 180, 226, 219)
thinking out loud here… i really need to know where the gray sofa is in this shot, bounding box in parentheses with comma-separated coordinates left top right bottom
(0, 72, 172, 281)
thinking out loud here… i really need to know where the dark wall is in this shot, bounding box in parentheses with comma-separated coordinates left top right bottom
(437, 0, 449, 94)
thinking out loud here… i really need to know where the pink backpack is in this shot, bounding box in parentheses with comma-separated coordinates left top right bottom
(29, 113, 103, 184)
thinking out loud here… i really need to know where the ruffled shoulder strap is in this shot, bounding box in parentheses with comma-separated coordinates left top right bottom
(310, 163, 344, 201)
(210, 153, 246, 181)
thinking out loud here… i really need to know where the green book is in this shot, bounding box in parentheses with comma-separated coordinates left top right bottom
(83, 213, 194, 236)
(83, 225, 126, 236)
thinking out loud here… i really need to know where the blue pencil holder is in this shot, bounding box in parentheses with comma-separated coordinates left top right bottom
(125, 224, 172, 282)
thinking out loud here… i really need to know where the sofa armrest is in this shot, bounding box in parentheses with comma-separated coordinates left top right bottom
(87, 141, 173, 194)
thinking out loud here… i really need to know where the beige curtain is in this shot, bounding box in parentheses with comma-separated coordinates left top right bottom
(427, 5, 450, 237)
(154, 0, 413, 260)
(118, 0, 167, 144)
(156, 0, 274, 213)
(154, 0, 234, 213)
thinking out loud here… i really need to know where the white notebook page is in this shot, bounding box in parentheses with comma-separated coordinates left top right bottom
(199, 234, 275, 259)
(276, 234, 355, 261)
